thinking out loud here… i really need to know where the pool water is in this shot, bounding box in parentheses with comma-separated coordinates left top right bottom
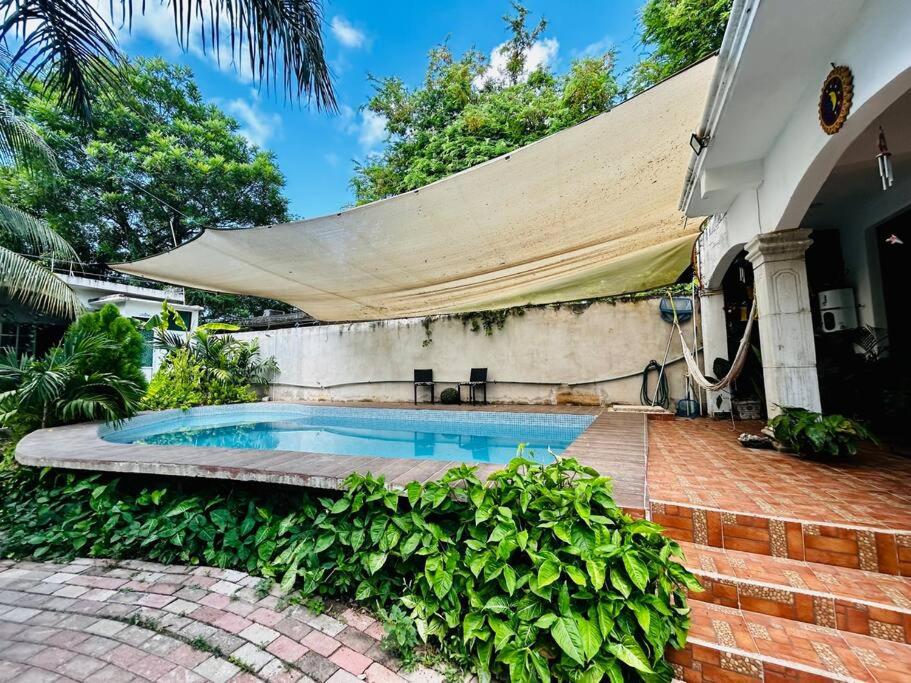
(102, 405, 594, 465)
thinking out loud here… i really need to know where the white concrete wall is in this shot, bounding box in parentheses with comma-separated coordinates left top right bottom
(235, 299, 692, 406)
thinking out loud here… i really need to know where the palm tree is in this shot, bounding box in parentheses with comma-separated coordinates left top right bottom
(0, 99, 81, 317)
(0, 331, 144, 434)
(0, 0, 336, 120)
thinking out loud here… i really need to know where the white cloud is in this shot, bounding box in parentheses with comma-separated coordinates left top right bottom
(330, 16, 366, 49)
(577, 35, 614, 59)
(337, 104, 386, 151)
(226, 95, 281, 147)
(106, 1, 177, 53)
(358, 110, 387, 149)
(474, 38, 559, 88)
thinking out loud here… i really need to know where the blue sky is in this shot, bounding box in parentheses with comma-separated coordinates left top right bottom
(116, 1, 645, 220)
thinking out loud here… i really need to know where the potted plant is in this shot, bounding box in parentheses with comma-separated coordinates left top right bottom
(765, 406, 876, 457)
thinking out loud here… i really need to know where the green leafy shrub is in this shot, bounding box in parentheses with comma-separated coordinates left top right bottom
(439, 388, 459, 404)
(378, 604, 421, 669)
(142, 302, 277, 410)
(0, 457, 697, 682)
(142, 347, 258, 410)
(768, 407, 876, 457)
(0, 331, 144, 439)
(63, 303, 147, 390)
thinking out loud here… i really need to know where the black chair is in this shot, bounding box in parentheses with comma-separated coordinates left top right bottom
(459, 368, 488, 405)
(413, 369, 435, 404)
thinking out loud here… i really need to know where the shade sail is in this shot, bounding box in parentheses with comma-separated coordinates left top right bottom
(115, 57, 715, 322)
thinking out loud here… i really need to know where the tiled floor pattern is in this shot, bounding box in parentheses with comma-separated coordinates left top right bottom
(649, 418, 911, 681)
(674, 601, 911, 682)
(679, 541, 911, 644)
(0, 558, 443, 683)
(648, 420, 911, 531)
(649, 420, 911, 577)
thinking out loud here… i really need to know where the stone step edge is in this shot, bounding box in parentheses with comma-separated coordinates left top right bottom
(686, 565, 911, 617)
(673, 600, 911, 683)
(649, 498, 911, 577)
(675, 636, 859, 683)
(649, 498, 911, 537)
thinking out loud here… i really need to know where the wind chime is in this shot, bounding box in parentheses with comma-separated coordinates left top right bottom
(876, 126, 894, 191)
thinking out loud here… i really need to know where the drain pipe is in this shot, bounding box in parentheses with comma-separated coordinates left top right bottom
(679, 0, 759, 212)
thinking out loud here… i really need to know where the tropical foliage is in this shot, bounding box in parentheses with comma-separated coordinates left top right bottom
(629, 0, 732, 94)
(142, 304, 278, 410)
(350, 3, 620, 204)
(0, 456, 698, 682)
(768, 407, 876, 457)
(0, 0, 335, 122)
(62, 303, 147, 390)
(0, 328, 144, 439)
(0, 58, 289, 264)
(0, 79, 82, 317)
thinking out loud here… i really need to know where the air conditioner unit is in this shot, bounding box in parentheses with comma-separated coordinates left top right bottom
(818, 288, 858, 333)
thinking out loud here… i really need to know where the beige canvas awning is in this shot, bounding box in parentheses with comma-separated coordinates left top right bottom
(115, 57, 715, 322)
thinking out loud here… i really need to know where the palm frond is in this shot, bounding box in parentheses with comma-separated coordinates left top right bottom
(0, 99, 57, 170)
(58, 372, 143, 424)
(0, 246, 82, 318)
(1, 0, 125, 120)
(0, 203, 77, 259)
(2, 1, 336, 121)
(153, 329, 189, 352)
(169, 0, 336, 111)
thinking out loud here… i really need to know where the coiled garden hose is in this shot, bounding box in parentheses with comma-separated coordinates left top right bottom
(640, 360, 669, 408)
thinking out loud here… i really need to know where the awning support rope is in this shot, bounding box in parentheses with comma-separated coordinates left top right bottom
(668, 295, 758, 392)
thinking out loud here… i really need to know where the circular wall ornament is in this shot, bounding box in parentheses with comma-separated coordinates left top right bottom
(819, 65, 853, 135)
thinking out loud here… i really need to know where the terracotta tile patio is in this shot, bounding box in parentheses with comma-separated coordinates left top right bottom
(647, 416, 911, 681)
(648, 419, 911, 531)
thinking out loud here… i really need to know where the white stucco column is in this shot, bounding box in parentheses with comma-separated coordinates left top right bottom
(699, 289, 731, 416)
(745, 229, 821, 417)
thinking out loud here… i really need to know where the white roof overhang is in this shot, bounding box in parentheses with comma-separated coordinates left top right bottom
(681, 0, 866, 217)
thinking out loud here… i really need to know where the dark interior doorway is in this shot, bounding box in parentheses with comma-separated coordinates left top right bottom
(878, 217, 910, 353)
(717, 252, 765, 419)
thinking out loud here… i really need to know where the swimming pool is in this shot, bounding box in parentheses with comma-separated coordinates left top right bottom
(101, 404, 595, 465)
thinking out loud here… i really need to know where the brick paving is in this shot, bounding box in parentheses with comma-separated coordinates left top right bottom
(0, 558, 449, 682)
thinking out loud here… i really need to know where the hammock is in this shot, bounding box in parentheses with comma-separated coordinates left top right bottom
(671, 297, 758, 392)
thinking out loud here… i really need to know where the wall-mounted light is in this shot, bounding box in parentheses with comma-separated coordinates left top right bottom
(877, 127, 894, 191)
(689, 132, 707, 155)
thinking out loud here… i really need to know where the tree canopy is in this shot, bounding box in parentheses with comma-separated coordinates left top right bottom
(350, 0, 729, 205)
(0, 57, 289, 263)
(350, 4, 620, 205)
(630, 0, 731, 94)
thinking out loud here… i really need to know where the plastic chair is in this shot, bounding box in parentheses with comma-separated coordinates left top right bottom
(413, 369, 435, 404)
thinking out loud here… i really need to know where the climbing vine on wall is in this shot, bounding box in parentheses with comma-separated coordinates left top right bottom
(422, 317, 434, 347)
(416, 283, 693, 347)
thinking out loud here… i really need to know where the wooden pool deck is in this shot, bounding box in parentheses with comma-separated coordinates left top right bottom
(14, 402, 649, 512)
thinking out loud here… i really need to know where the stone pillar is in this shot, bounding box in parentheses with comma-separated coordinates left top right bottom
(745, 229, 821, 417)
(699, 289, 732, 416)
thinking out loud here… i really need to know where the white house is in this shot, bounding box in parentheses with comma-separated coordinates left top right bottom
(1, 271, 201, 380)
(60, 273, 202, 380)
(682, 0, 911, 419)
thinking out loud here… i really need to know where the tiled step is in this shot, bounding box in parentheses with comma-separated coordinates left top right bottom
(650, 500, 911, 576)
(670, 600, 911, 682)
(677, 541, 911, 645)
